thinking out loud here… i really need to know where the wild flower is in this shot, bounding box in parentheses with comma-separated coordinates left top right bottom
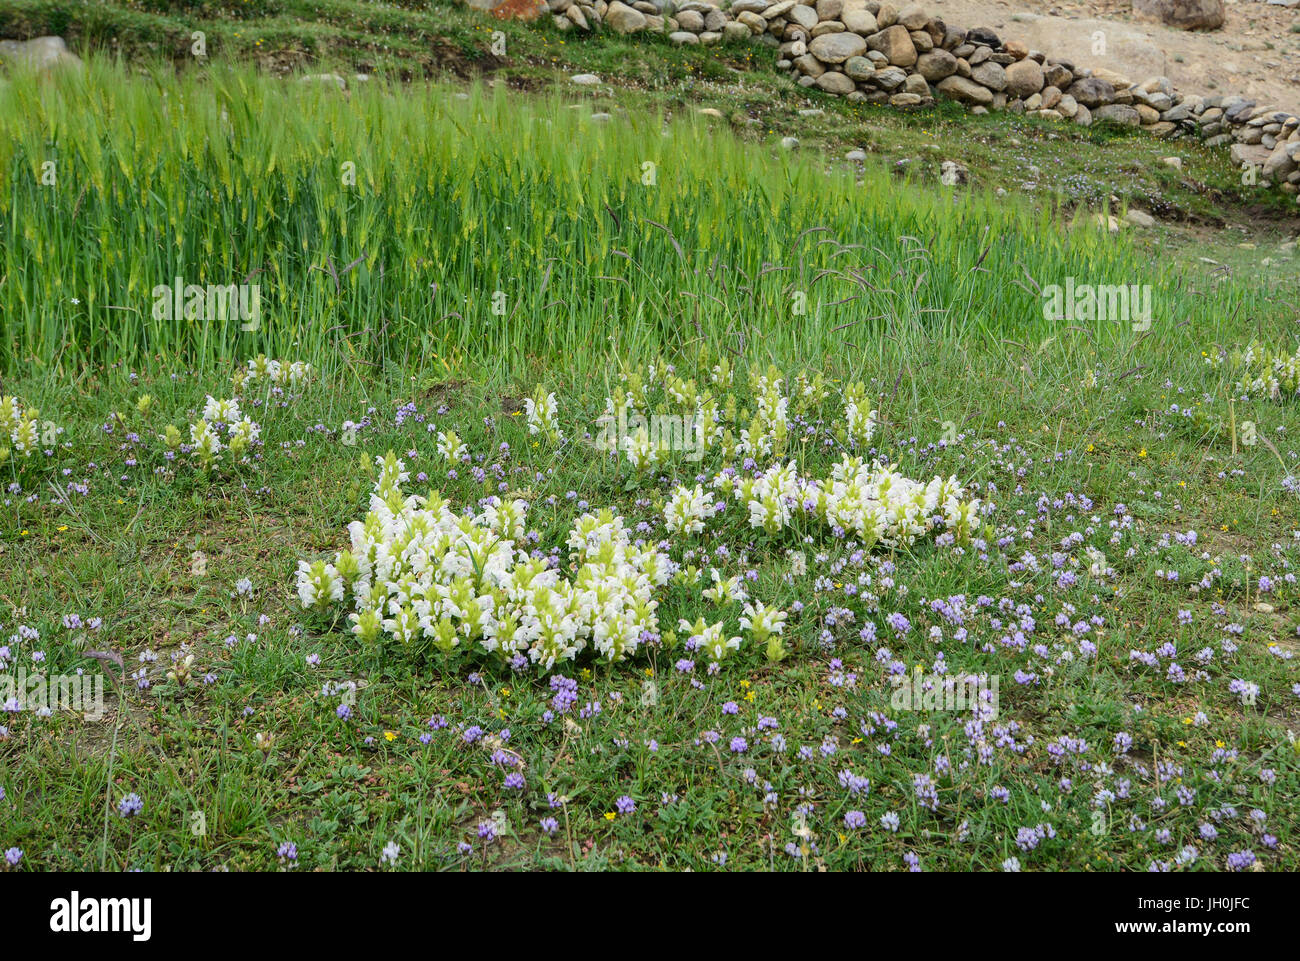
(524, 385, 563, 443)
(0, 395, 45, 462)
(664, 484, 717, 535)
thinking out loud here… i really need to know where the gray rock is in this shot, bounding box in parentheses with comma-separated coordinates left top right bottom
(970, 61, 1006, 91)
(605, 1, 648, 32)
(787, 4, 820, 29)
(301, 73, 347, 90)
(1131, 0, 1224, 30)
(1094, 104, 1141, 126)
(940, 160, 969, 184)
(1042, 63, 1073, 89)
(867, 24, 917, 67)
(841, 9, 879, 35)
(809, 31, 868, 63)
(794, 54, 826, 76)
(816, 71, 857, 94)
(1067, 77, 1116, 108)
(903, 72, 929, 96)
(675, 9, 705, 31)
(915, 48, 957, 82)
(1004, 58, 1044, 98)
(0, 36, 82, 71)
(844, 56, 876, 80)
(896, 3, 929, 29)
(723, 21, 753, 41)
(936, 74, 994, 105)
(872, 66, 908, 89)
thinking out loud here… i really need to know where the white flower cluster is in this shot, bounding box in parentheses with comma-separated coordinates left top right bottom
(161, 395, 260, 470)
(0, 395, 42, 459)
(1207, 341, 1300, 401)
(699, 455, 982, 547)
(297, 452, 671, 669)
(807, 457, 981, 548)
(524, 385, 563, 443)
(244, 355, 314, 389)
(842, 381, 877, 450)
(663, 484, 719, 535)
(739, 368, 789, 458)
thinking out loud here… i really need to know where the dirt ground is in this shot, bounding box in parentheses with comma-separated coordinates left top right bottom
(927, 0, 1300, 116)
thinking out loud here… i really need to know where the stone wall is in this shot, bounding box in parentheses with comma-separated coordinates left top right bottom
(542, 0, 1300, 198)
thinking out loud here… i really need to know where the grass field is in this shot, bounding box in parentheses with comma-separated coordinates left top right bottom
(1, 11, 1299, 872)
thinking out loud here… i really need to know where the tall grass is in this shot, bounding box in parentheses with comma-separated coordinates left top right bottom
(0, 57, 1267, 377)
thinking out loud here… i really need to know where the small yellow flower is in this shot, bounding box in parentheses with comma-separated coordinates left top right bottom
(604, 812, 616, 821)
(57, 525, 68, 532)
(384, 730, 397, 742)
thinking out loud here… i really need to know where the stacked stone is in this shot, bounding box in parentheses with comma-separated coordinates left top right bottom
(544, 0, 1300, 194)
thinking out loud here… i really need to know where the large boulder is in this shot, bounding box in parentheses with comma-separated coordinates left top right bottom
(970, 61, 1006, 92)
(1131, 0, 1224, 30)
(604, 1, 648, 32)
(915, 48, 958, 82)
(841, 9, 879, 35)
(815, 71, 857, 94)
(809, 31, 868, 63)
(1004, 58, 1044, 98)
(1067, 76, 1117, 108)
(0, 36, 82, 71)
(936, 75, 994, 105)
(867, 24, 917, 67)
(1094, 103, 1142, 126)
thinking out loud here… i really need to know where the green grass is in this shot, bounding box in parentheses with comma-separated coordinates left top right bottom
(3, 321, 1300, 870)
(0, 58, 1291, 377)
(0, 20, 1298, 873)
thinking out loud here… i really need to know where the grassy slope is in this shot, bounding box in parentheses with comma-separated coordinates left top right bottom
(0, 3, 1297, 872)
(3, 0, 1298, 233)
